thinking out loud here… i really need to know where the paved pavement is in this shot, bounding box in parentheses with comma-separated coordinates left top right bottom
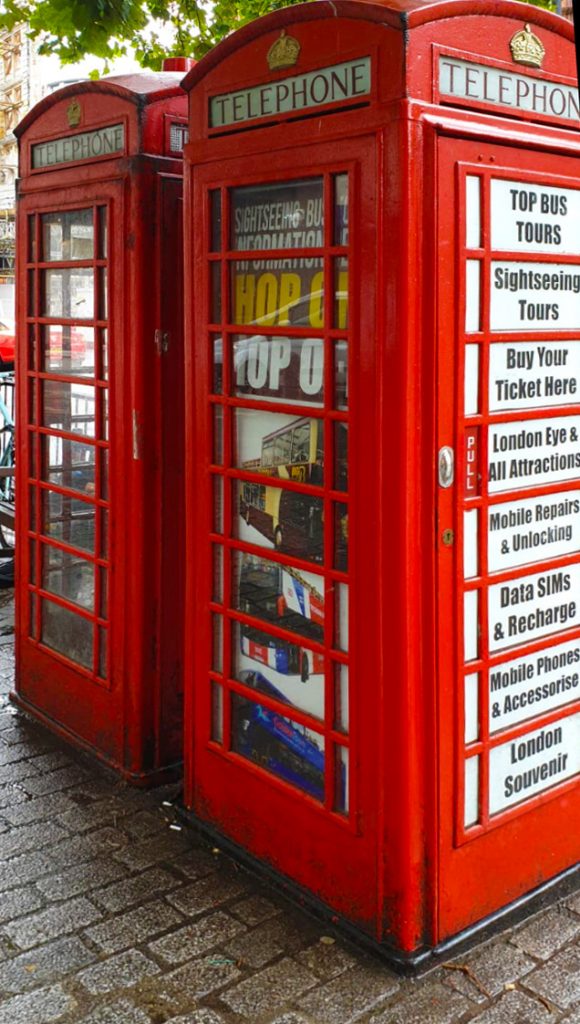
(1, 594, 580, 1023)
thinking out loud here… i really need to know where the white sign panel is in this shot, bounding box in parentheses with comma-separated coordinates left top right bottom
(489, 711, 580, 814)
(490, 262, 580, 332)
(489, 638, 580, 733)
(210, 58, 371, 129)
(488, 490, 580, 572)
(489, 563, 580, 652)
(488, 415, 580, 493)
(491, 180, 580, 255)
(439, 55, 580, 123)
(489, 341, 580, 412)
(31, 124, 125, 169)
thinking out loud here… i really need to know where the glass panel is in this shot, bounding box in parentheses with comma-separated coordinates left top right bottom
(464, 755, 480, 827)
(334, 663, 349, 733)
(465, 260, 481, 333)
(28, 379, 37, 425)
(28, 214, 36, 261)
(213, 475, 224, 534)
(43, 436, 95, 495)
(463, 509, 478, 580)
(333, 174, 348, 246)
(28, 323, 36, 372)
(334, 341, 348, 411)
(98, 626, 107, 679)
(464, 673, 479, 744)
(235, 480, 324, 564)
(335, 746, 349, 813)
(335, 582, 349, 652)
(42, 325, 95, 376)
(464, 344, 479, 416)
(235, 409, 323, 480)
(100, 509, 108, 559)
(27, 269, 35, 316)
(212, 613, 223, 673)
(464, 590, 479, 662)
(233, 335, 323, 407)
(232, 551, 324, 643)
(29, 486, 37, 531)
(231, 692, 325, 802)
(335, 502, 348, 572)
(212, 336, 223, 394)
(40, 599, 93, 670)
(230, 178, 323, 250)
(335, 422, 347, 492)
(99, 566, 107, 619)
(213, 545, 223, 604)
(100, 448, 109, 501)
(29, 593, 37, 639)
(41, 209, 94, 262)
(97, 207, 107, 260)
(42, 490, 95, 554)
(231, 259, 323, 329)
(99, 328, 109, 380)
(100, 389, 109, 442)
(213, 405, 224, 465)
(210, 191, 222, 252)
(42, 546, 94, 610)
(334, 257, 348, 330)
(42, 268, 94, 319)
(211, 683, 223, 743)
(98, 267, 107, 320)
(42, 381, 95, 438)
(29, 540, 36, 582)
(231, 620, 324, 720)
(211, 263, 221, 323)
(465, 176, 481, 249)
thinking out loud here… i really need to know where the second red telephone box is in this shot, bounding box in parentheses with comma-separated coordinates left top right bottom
(181, 0, 580, 963)
(14, 67, 190, 783)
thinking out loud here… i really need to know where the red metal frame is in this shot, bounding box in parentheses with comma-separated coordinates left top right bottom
(14, 75, 188, 784)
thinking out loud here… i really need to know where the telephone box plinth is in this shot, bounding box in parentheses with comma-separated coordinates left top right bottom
(14, 72, 189, 784)
(181, 0, 580, 961)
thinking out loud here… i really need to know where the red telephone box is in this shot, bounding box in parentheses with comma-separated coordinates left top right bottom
(181, 0, 580, 962)
(13, 68, 190, 783)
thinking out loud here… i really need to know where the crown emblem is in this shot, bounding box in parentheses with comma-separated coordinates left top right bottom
(509, 24, 545, 69)
(67, 99, 82, 127)
(267, 31, 300, 72)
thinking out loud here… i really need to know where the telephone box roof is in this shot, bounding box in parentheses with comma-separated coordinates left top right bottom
(15, 72, 185, 138)
(181, 0, 574, 92)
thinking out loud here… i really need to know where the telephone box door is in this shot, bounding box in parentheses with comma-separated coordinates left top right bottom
(437, 135, 580, 940)
(187, 137, 385, 932)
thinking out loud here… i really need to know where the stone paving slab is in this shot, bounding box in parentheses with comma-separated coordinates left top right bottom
(0, 597, 579, 1024)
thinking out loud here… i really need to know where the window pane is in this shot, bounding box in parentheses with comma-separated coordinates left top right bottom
(42, 546, 94, 610)
(97, 207, 107, 260)
(42, 436, 95, 495)
(235, 480, 324, 564)
(333, 174, 348, 246)
(42, 381, 95, 438)
(41, 209, 94, 262)
(42, 490, 95, 554)
(41, 599, 93, 670)
(333, 257, 348, 330)
(230, 178, 323, 250)
(42, 325, 95, 376)
(235, 409, 324, 480)
(232, 551, 324, 643)
(231, 692, 325, 802)
(232, 620, 324, 720)
(233, 335, 323, 407)
(42, 268, 94, 319)
(231, 259, 323, 329)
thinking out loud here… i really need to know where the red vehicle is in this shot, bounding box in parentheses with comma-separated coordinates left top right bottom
(0, 319, 15, 369)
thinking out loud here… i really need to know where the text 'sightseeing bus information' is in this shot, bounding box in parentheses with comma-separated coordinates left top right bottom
(461, 173, 580, 828)
(208, 175, 350, 812)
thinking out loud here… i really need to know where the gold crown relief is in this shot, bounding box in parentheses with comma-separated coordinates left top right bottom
(67, 98, 82, 127)
(267, 31, 301, 71)
(509, 24, 545, 69)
